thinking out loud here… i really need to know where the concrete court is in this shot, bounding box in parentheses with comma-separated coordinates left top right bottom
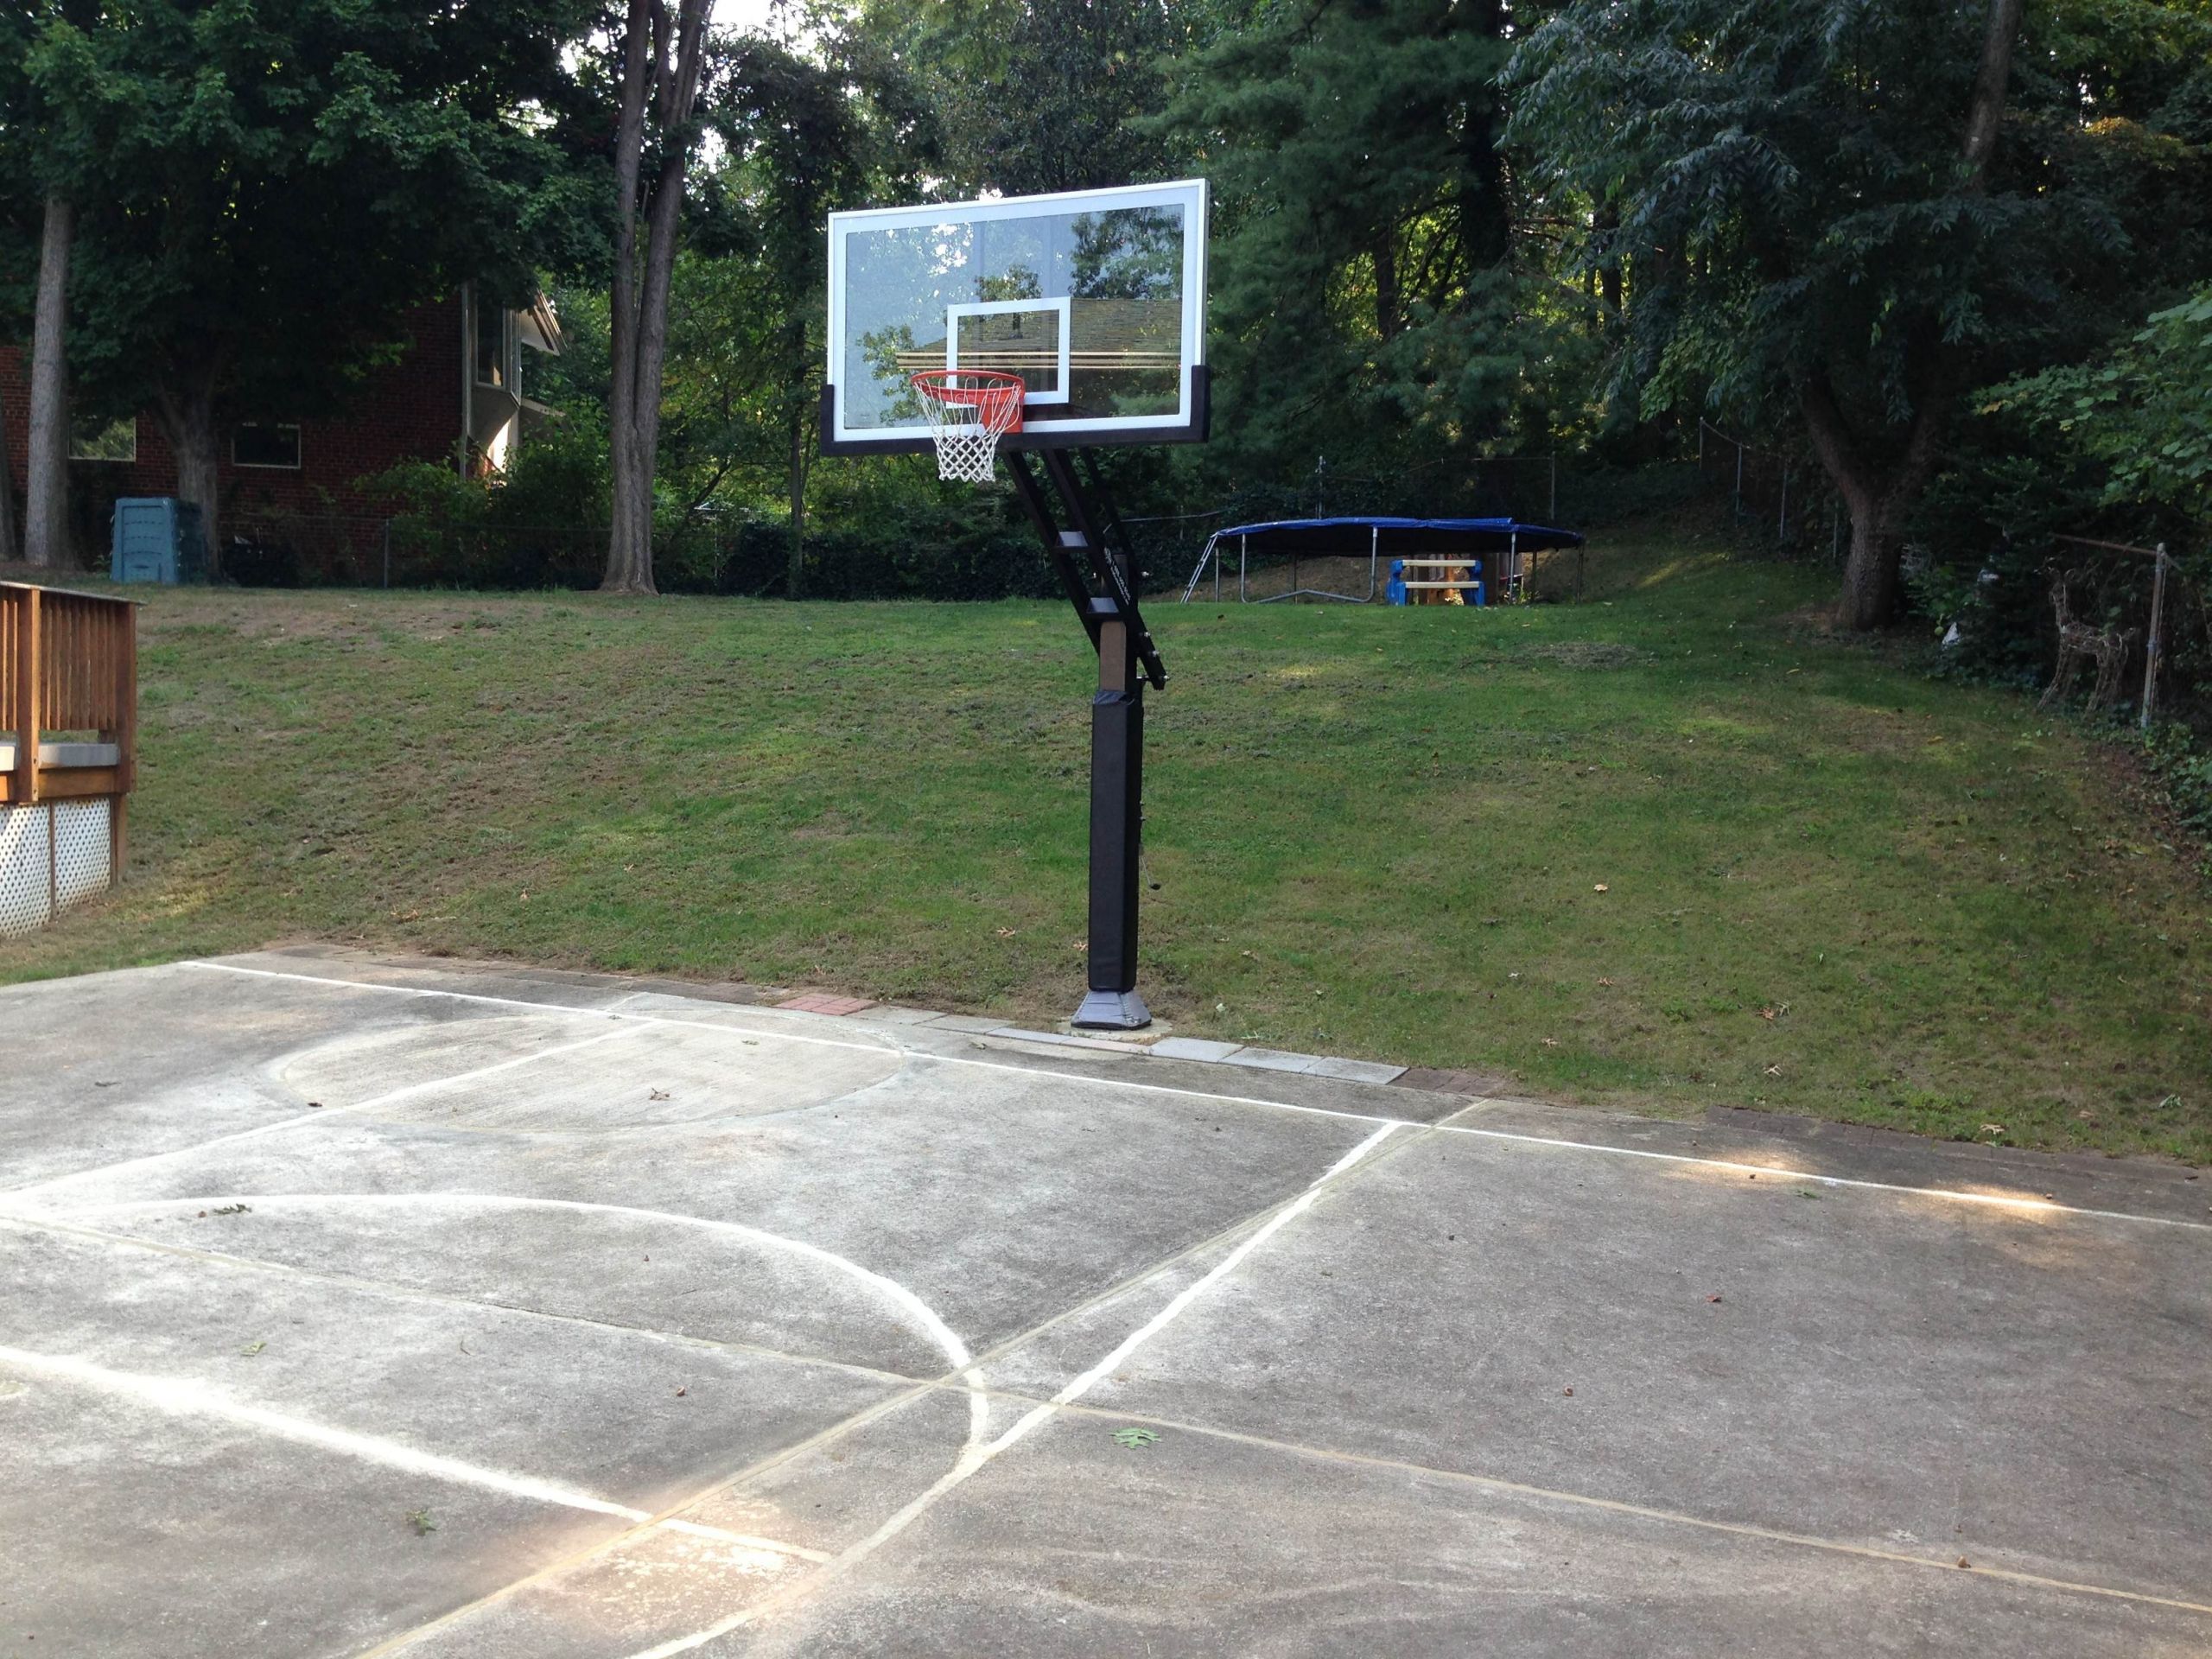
(2, 950, 2208, 1657)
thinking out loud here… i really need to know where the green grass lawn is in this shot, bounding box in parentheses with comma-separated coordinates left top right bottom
(6, 528, 2206, 1161)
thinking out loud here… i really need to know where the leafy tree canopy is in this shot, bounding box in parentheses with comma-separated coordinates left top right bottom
(860, 0, 1189, 195)
(1162, 0, 1553, 494)
(1509, 0, 2212, 621)
(35, 0, 604, 432)
(1986, 285, 2212, 524)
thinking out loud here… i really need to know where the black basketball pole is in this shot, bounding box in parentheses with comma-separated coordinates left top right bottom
(1006, 447, 1164, 1029)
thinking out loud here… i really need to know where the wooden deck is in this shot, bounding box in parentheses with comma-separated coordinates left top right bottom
(1, 581, 138, 878)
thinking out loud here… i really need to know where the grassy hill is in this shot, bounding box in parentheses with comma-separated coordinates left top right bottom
(6, 531, 2205, 1161)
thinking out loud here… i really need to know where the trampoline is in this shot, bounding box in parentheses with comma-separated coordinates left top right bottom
(1179, 516, 1587, 605)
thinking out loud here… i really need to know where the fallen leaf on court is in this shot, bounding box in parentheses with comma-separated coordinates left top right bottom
(308, 1100, 323, 1109)
(1707, 1294, 1723, 1303)
(93, 1078, 118, 1088)
(1956, 1557, 1970, 1569)
(1112, 1427, 1159, 1449)
(1562, 1387, 1573, 1396)
(408, 1509, 438, 1536)
(675, 1387, 687, 1397)
(240, 1341, 265, 1357)
(648, 1089, 671, 1101)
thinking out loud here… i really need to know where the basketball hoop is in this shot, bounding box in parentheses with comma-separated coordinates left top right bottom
(911, 369, 1024, 483)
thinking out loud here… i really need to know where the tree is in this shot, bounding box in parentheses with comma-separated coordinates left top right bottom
(865, 0, 1185, 196)
(1161, 0, 1541, 490)
(1988, 287, 2212, 527)
(1508, 0, 2133, 627)
(696, 27, 926, 598)
(0, 8, 34, 563)
(600, 0, 712, 596)
(29, 0, 595, 561)
(16, 0, 97, 568)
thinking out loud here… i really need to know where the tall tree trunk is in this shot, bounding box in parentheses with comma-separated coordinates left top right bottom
(1805, 0, 2024, 630)
(1458, 0, 1512, 270)
(1801, 371, 1945, 631)
(153, 379, 222, 575)
(601, 0, 710, 598)
(24, 194, 75, 569)
(785, 414, 808, 599)
(1371, 236, 1401, 341)
(1595, 206, 1622, 323)
(0, 363, 19, 563)
(1837, 493, 1904, 632)
(1961, 0, 2027, 184)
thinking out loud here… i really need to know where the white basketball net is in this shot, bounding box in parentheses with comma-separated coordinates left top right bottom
(925, 423, 1005, 485)
(912, 371, 1024, 484)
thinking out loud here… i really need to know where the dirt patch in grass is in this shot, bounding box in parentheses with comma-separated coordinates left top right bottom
(1527, 640, 1651, 669)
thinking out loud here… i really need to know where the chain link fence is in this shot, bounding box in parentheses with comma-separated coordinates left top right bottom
(199, 432, 1837, 601)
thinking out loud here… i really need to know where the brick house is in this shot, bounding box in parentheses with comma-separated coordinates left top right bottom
(0, 286, 561, 569)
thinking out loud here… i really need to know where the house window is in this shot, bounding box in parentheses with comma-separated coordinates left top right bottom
(474, 293, 507, 388)
(232, 423, 302, 468)
(71, 416, 137, 462)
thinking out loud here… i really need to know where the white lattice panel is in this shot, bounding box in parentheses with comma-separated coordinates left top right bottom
(0, 804, 53, 938)
(54, 800, 112, 912)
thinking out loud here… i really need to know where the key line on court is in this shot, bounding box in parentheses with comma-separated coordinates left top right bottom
(0, 1210, 931, 1395)
(0, 1344, 830, 1564)
(354, 1115, 1433, 1657)
(184, 958, 2212, 1234)
(37, 1190, 989, 1437)
(0, 1021, 637, 1205)
(620, 1119, 1410, 1658)
(952, 1388, 2212, 1620)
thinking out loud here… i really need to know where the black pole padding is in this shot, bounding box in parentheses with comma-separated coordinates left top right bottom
(1086, 686, 1145, 998)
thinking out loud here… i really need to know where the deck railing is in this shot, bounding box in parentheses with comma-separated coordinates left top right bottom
(1, 582, 139, 936)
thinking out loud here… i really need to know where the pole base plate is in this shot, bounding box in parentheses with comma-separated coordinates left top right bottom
(1071, 988, 1152, 1030)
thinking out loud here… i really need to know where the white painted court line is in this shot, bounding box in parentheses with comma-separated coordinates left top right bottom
(1027, 1393, 2212, 1620)
(1440, 1123, 2212, 1232)
(183, 959, 1391, 1127)
(619, 1120, 1408, 1658)
(40, 1190, 992, 1445)
(0, 1211, 928, 1394)
(180, 959, 2212, 1234)
(0, 1344, 829, 1564)
(0, 1022, 636, 1205)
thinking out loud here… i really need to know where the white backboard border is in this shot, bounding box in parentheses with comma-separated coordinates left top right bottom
(823, 177, 1210, 455)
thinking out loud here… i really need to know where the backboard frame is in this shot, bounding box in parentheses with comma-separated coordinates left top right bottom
(821, 178, 1210, 457)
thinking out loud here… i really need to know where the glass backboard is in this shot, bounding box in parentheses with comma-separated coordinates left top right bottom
(824, 179, 1208, 453)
